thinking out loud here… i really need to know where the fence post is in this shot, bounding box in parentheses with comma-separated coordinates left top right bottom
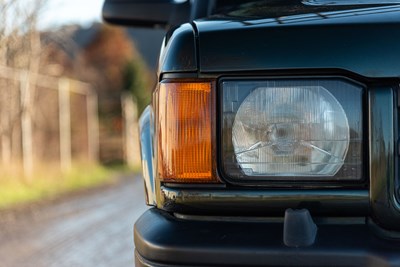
(121, 92, 140, 167)
(59, 78, 71, 171)
(87, 89, 99, 162)
(1, 101, 11, 166)
(20, 71, 33, 177)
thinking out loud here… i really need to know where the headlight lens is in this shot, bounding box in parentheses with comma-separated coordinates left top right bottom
(222, 79, 363, 182)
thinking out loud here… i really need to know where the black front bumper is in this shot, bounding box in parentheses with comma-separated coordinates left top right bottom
(134, 208, 400, 267)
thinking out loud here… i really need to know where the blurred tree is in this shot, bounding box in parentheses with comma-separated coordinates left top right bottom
(82, 24, 151, 113)
(123, 58, 151, 114)
(81, 24, 151, 163)
(0, 0, 47, 175)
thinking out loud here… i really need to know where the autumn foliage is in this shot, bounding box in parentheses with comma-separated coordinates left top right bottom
(80, 25, 151, 163)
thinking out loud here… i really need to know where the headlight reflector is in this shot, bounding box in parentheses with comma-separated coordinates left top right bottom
(233, 85, 349, 176)
(222, 79, 363, 182)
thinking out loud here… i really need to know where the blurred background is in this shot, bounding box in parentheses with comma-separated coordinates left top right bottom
(0, 1, 166, 266)
(0, 0, 165, 209)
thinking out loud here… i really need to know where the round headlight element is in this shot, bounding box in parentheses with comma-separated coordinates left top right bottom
(232, 85, 349, 177)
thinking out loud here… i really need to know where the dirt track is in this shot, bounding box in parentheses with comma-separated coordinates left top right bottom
(0, 174, 148, 267)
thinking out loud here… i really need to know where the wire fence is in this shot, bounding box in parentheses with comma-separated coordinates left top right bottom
(0, 65, 99, 176)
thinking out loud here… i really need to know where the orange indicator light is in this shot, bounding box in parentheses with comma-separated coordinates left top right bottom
(156, 81, 217, 183)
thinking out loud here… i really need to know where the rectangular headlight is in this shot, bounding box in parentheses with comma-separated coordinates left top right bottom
(221, 78, 364, 182)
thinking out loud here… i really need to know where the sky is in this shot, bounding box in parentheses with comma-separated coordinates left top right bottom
(39, 0, 104, 29)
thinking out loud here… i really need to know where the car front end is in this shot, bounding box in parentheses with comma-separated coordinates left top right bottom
(105, 0, 400, 266)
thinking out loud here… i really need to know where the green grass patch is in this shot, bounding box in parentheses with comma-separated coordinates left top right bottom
(0, 163, 123, 209)
(63, 164, 113, 191)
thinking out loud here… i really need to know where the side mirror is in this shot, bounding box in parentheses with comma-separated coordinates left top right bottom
(102, 0, 191, 28)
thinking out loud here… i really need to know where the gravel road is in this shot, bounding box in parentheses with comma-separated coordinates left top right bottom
(0, 174, 148, 267)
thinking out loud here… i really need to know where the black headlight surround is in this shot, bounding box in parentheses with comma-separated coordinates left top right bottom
(396, 86, 400, 205)
(369, 85, 400, 231)
(218, 76, 367, 187)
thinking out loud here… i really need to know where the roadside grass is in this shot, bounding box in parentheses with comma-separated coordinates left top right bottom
(0, 163, 134, 210)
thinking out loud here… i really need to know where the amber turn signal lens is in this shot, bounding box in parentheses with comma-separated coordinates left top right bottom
(156, 81, 216, 183)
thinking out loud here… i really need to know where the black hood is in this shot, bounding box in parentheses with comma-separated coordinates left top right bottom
(194, 2, 400, 78)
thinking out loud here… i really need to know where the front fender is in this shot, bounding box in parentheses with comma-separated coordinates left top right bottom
(139, 105, 156, 206)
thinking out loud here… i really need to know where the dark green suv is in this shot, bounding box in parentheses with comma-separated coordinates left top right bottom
(103, 1, 400, 266)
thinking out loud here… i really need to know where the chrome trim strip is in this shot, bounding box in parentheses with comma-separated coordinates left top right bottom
(174, 213, 366, 224)
(160, 186, 369, 216)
